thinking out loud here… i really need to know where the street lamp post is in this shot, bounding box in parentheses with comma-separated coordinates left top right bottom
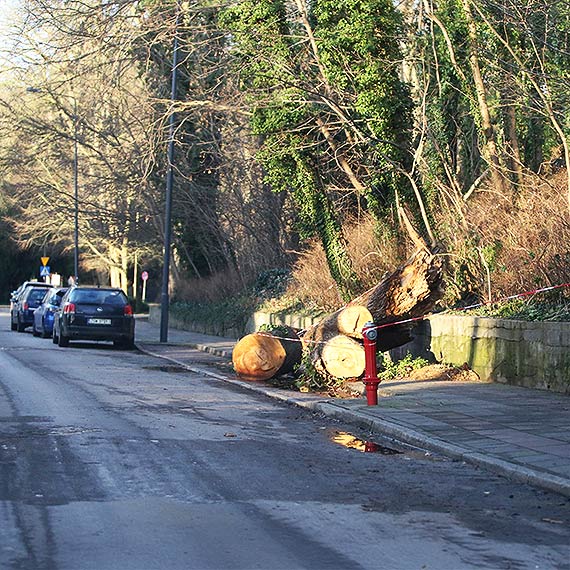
(159, 1, 181, 344)
(27, 87, 80, 285)
(72, 99, 79, 285)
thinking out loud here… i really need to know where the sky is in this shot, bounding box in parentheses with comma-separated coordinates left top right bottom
(0, 0, 21, 33)
(0, 0, 22, 71)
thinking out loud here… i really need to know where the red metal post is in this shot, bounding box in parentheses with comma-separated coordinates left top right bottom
(362, 321, 379, 405)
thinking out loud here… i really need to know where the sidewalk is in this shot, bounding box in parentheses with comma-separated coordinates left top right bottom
(134, 316, 570, 498)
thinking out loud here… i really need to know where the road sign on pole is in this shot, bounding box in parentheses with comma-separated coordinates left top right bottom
(41, 256, 50, 267)
(40, 266, 51, 277)
(141, 271, 149, 302)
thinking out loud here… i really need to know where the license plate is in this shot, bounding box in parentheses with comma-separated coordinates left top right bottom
(87, 318, 112, 325)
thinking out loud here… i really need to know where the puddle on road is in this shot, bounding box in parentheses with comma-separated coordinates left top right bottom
(330, 431, 402, 454)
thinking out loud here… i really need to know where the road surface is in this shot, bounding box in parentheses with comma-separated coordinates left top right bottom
(0, 309, 568, 569)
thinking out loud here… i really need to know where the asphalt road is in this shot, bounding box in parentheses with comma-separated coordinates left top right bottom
(0, 309, 568, 570)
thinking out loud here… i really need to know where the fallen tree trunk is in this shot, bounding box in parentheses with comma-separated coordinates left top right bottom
(304, 213, 444, 378)
(233, 210, 445, 382)
(233, 327, 302, 381)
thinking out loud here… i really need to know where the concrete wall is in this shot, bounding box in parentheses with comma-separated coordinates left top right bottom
(150, 304, 570, 394)
(393, 315, 570, 395)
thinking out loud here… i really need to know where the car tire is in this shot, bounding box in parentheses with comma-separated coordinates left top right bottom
(114, 338, 135, 350)
(10, 319, 16, 331)
(16, 317, 25, 333)
(58, 333, 69, 347)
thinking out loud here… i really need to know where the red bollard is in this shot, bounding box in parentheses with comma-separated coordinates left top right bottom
(362, 321, 380, 405)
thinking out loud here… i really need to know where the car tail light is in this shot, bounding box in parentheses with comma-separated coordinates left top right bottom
(124, 304, 133, 316)
(23, 302, 29, 311)
(63, 302, 76, 314)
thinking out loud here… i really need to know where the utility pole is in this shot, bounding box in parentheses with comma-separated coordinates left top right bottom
(160, 1, 181, 343)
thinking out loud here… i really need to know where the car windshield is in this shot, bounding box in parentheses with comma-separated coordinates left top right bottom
(70, 289, 126, 305)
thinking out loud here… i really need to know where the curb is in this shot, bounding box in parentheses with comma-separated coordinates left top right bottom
(136, 342, 570, 499)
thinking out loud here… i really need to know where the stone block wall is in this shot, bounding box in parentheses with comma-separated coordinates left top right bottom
(393, 315, 570, 395)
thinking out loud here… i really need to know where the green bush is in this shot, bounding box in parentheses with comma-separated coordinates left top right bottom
(378, 353, 430, 381)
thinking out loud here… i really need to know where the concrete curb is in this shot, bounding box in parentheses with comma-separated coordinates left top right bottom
(136, 343, 570, 498)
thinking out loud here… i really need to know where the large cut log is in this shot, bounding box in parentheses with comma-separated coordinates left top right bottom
(233, 327, 302, 381)
(336, 305, 373, 339)
(318, 335, 365, 378)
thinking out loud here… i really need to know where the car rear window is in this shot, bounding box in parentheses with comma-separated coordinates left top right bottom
(47, 291, 64, 305)
(28, 288, 50, 303)
(69, 289, 127, 305)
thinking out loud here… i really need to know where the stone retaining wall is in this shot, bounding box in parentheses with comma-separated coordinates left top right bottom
(148, 305, 322, 339)
(393, 315, 570, 395)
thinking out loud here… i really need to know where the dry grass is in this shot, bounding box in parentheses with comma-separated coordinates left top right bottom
(286, 215, 409, 311)
(438, 170, 570, 303)
(173, 266, 246, 303)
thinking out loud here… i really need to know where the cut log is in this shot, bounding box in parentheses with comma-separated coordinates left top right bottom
(319, 335, 365, 378)
(232, 327, 302, 381)
(336, 305, 373, 339)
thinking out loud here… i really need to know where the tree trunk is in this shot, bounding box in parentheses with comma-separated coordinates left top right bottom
(461, 0, 509, 194)
(233, 212, 445, 382)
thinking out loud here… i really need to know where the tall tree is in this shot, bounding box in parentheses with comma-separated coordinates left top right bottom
(220, 0, 415, 300)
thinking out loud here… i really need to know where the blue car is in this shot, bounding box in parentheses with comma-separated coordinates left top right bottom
(33, 287, 68, 338)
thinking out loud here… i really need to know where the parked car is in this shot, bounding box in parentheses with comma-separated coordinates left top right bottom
(11, 282, 53, 332)
(10, 281, 47, 319)
(53, 286, 135, 349)
(32, 287, 68, 338)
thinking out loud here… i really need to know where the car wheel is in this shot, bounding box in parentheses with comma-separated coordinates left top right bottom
(16, 317, 25, 332)
(58, 333, 69, 347)
(10, 319, 16, 331)
(114, 338, 135, 350)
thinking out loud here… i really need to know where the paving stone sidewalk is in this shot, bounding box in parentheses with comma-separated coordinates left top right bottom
(134, 316, 570, 498)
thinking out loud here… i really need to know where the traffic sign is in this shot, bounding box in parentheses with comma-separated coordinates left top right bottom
(41, 256, 50, 267)
(141, 271, 149, 281)
(40, 266, 51, 277)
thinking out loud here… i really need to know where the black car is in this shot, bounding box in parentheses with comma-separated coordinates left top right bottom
(11, 282, 53, 332)
(53, 286, 135, 349)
